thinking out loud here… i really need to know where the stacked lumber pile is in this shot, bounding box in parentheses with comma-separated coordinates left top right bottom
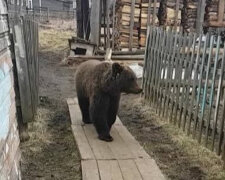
(205, 0, 225, 26)
(205, 0, 219, 23)
(158, 0, 183, 28)
(140, 0, 160, 47)
(181, 0, 198, 32)
(115, 0, 141, 49)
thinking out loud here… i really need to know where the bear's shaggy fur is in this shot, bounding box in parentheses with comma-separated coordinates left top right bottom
(75, 60, 142, 141)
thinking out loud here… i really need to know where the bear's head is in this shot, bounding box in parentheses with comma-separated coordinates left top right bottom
(112, 63, 142, 94)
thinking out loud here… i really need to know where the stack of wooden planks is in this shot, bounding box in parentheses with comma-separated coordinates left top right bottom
(115, 0, 141, 49)
(181, 0, 198, 32)
(140, 0, 160, 47)
(205, 0, 225, 27)
(158, 0, 183, 29)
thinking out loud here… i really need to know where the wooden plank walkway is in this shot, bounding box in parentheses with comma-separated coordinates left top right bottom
(67, 98, 166, 180)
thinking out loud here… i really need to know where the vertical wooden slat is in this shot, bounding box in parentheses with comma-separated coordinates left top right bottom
(202, 36, 220, 145)
(185, 33, 198, 134)
(179, 32, 194, 129)
(173, 32, 185, 125)
(164, 30, 178, 118)
(174, 0, 180, 31)
(197, 36, 219, 143)
(152, 0, 157, 26)
(129, 0, 135, 51)
(154, 29, 164, 109)
(176, 33, 188, 127)
(147, 27, 155, 100)
(196, 0, 206, 34)
(142, 27, 151, 99)
(186, 34, 203, 135)
(112, 0, 116, 50)
(158, 29, 170, 116)
(156, 30, 167, 113)
(217, 90, 225, 155)
(149, 27, 160, 104)
(212, 43, 225, 152)
(149, 27, 158, 104)
(191, 33, 209, 136)
(169, 31, 182, 123)
(147, 0, 152, 26)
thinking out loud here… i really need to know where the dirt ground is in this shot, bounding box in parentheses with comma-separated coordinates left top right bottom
(20, 28, 81, 180)
(119, 92, 225, 180)
(20, 26, 225, 180)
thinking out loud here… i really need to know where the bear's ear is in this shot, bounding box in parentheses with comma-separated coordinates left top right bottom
(112, 63, 123, 79)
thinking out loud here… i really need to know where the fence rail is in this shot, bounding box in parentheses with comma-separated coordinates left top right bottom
(143, 26, 225, 157)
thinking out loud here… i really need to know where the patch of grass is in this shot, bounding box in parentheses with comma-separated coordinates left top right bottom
(39, 28, 74, 52)
(155, 117, 225, 180)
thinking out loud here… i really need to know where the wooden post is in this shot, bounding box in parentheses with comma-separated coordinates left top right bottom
(196, 0, 206, 34)
(82, 0, 90, 40)
(90, 0, 101, 46)
(129, 0, 135, 51)
(106, 0, 111, 49)
(76, 0, 84, 38)
(112, 0, 116, 50)
(174, 0, 180, 31)
(147, 0, 152, 26)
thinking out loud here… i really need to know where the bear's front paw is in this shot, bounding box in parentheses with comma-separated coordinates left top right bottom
(82, 118, 92, 124)
(98, 134, 113, 142)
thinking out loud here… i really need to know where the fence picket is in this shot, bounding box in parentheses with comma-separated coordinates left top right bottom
(155, 29, 164, 111)
(191, 34, 209, 138)
(161, 29, 174, 117)
(164, 30, 178, 118)
(196, 36, 218, 142)
(179, 33, 194, 129)
(157, 31, 168, 114)
(186, 34, 203, 136)
(200, 36, 221, 144)
(213, 43, 225, 153)
(176, 33, 188, 127)
(149, 28, 160, 104)
(143, 26, 225, 161)
(169, 32, 183, 123)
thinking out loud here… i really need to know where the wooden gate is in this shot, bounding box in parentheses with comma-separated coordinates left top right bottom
(10, 16, 39, 123)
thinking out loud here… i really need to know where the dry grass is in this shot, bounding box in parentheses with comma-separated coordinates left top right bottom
(153, 112, 225, 180)
(39, 28, 74, 52)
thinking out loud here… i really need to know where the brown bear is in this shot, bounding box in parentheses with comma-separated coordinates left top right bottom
(75, 60, 142, 142)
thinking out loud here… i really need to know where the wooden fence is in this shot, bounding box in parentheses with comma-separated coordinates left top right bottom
(10, 16, 39, 123)
(142, 26, 225, 157)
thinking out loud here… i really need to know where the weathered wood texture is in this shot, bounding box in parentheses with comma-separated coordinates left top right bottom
(10, 16, 39, 123)
(0, 0, 21, 179)
(143, 26, 225, 161)
(67, 97, 165, 180)
(109, 0, 225, 51)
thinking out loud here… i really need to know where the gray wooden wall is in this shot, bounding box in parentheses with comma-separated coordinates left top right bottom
(0, 0, 21, 179)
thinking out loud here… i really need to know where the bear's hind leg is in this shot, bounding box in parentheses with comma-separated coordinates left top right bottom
(77, 96, 91, 124)
(89, 94, 113, 142)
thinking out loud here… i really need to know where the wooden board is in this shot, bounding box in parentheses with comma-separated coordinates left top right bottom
(83, 125, 115, 160)
(118, 159, 142, 180)
(67, 98, 83, 125)
(98, 160, 123, 180)
(82, 160, 99, 180)
(71, 125, 95, 160)
(68, 97, 165, 180)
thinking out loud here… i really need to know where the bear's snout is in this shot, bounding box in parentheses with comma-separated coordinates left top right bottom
(128, 85, 142, 94)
